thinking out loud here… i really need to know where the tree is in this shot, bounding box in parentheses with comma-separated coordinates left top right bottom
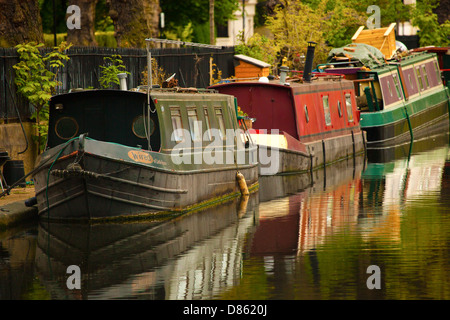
(66, 0, 99, 46)
(107, 0, 161, 48)
(99, 54, 130, 88)
(263, 0, 364, 69)
(161, 0, 239, 44)
(0, 0, 43, 47)
(13, 42, 72, 152)
(411, 0, 450, 47)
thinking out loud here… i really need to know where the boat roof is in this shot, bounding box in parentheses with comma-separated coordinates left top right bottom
(327, 43, 385, 69)
(50, 87, 231, 103)
(234, 54, 272, 68)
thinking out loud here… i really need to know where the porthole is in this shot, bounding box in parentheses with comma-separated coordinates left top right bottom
(133, 115, 154, 139)
(55, 117, 79, 140)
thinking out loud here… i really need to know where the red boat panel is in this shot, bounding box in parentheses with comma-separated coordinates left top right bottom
(212, 79, 361, 144)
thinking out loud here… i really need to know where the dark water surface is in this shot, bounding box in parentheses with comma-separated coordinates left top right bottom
(1, 134, 450, 300)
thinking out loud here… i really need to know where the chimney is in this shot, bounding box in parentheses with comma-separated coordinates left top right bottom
(118, 73, 128, 90)
(303, 41, 317, 83)
(279, 57, 289, 84)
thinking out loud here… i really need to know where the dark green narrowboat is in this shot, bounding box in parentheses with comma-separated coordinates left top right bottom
(324, 45, 450, 148)
(33, 88, 258, 221)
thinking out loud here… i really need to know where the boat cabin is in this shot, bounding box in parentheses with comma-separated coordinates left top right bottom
(211, 76, 361, 144)
(47, 88, 242, 153)
(355, 52, 443, 111)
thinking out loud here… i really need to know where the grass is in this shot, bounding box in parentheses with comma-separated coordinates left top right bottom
(43, 31, 117, 48)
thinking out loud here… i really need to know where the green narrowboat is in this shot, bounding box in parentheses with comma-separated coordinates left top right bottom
(32, 88, 258, 221)
(324, 44, 450, 148)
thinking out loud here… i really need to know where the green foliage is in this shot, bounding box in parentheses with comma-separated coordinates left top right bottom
(162, 22, 194, 42)
(411, 1, 450, 47)
(99, 54, 130, 89)
(320, 0, 366, 48)
(161, 0, 239, 43)
(235, 32, 277, 68)
(13, 41, 72, 153)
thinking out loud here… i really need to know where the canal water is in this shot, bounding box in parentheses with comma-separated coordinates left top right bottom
(1, 133, 450, 300)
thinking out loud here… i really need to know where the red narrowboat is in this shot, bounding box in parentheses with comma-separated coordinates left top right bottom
(210, 43, 366, 175)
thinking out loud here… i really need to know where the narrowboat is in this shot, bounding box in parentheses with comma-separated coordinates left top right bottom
(322, 26, 450, 148)
(32, 88, 258, 221)
(210, 42, 366, 176)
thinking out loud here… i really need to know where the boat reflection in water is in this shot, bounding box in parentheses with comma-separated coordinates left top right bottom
(254, 154, 366, 257)
(33, 133, 450, 300)
(360, 133, 449, 242)
(235, 133, 449, 300)
(35, 193, 259, 300)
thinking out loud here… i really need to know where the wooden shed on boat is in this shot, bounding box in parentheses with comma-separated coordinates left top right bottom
(352, 23, 397, 60)
(234, 54, 271, 80)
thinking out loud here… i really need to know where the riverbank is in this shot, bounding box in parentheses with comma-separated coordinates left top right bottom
(0, 185, 38, 229)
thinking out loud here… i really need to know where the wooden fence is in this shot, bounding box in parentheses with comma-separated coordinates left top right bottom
(0, 46, 236, 121)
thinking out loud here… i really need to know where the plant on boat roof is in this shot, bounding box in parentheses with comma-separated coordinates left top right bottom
(237, 107, 248, 117)
(99, 54, 130, 89)
(13, 41, 72, 154)
(141, 57, 168, 87)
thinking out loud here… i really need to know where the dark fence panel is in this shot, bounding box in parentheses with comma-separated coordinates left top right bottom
(0, 46, 235, 121)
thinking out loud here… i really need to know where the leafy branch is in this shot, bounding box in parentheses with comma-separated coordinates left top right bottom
(99, 54, 130, 89)
(13, 41, 72, 153)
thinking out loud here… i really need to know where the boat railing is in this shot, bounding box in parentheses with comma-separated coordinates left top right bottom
(135, 86, 218, 94)
(288, 70, 346, 82)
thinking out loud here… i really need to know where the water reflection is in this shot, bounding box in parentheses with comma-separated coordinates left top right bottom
(35, 194, 259, 300)
(2, 133, 450, 300)
(221, 134, 450, 300)
(0, 225, 38, 299)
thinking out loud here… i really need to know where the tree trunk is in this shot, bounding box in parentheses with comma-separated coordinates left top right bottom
(0, 0, 43, 47)
(209, 0, 215, 45)
(107, 0, 160, 48)
(66, 0, 98, 46)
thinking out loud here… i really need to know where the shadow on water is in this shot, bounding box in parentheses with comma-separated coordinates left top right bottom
(34, 193, 260, 300)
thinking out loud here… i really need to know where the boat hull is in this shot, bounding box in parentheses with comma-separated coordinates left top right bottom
(361, 96, 449, 148)
(34, 138, 258, 222)
(254, 129, 366, 175)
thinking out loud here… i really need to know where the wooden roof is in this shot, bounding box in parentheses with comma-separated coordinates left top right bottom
(234, 54, 271, 68)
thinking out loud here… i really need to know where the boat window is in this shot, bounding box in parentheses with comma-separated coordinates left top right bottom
(215, 108, 226, 139)
(434, 61, 441, 84)
(187, 108, 202, 141)
(304, 105, 309, 123)
(416, 67, 424, 90)
(170, 108, 184, 142)
(337, 101, 343, 117)
(387, 79, 393, 97)
(55, 116, 79, 140)
(408, 74, 414, 89)
(422, 65, 429, 88)
(322, 96, 332, 126)
(345, 94, 354, 122)
(203, 108, 212, 141)
(392, 74, 402, 99)
(132, 115, 154, 138)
